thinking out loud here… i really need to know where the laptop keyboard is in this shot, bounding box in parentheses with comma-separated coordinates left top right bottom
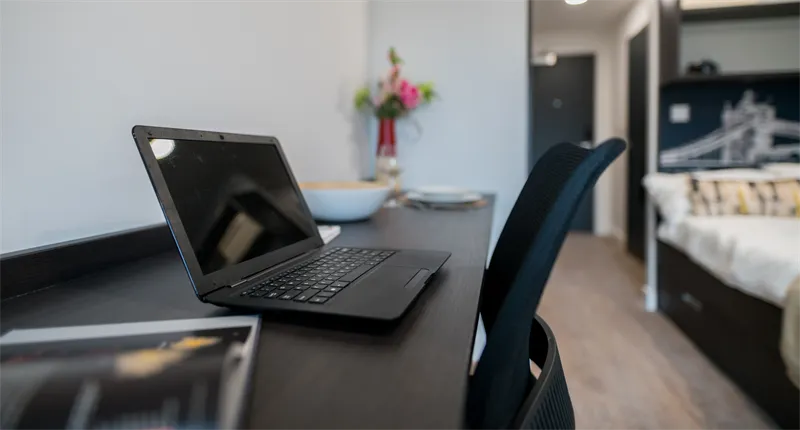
(237, 247, 395, 304)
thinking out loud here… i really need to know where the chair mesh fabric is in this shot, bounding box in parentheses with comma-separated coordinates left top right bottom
(483, 144, 596, 333)
(467, 139, 626, 429)
(524, 354, 574, 430)
(516, 316, 575, 430)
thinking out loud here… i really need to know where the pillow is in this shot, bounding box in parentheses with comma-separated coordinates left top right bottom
(643, 168, 800, 222)
(642, 173, 692, 223)
(689, 177, 800, 217)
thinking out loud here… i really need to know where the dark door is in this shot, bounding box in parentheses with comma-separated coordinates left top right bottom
(627, 26, 648, 260)
(532, 55, 595, 232)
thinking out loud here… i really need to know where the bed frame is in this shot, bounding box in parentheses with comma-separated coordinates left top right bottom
(658, 241, 799, 429)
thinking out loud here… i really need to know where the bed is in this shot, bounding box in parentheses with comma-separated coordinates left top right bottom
(647, 174, 800, 429)
(658, 216, 800, 308)
(653, 73, 800, 427)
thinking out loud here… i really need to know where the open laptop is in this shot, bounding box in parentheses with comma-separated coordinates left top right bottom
(131, 126, 450, 321)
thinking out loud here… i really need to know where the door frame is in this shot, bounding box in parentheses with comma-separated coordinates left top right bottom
(626, 25, 649, 261)
(530, 47, 608, 236)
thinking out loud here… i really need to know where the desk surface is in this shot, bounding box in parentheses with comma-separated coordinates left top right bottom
(1, 202, 494, 428)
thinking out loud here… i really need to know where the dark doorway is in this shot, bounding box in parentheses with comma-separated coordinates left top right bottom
(532, 55, 595, 232)
(626, 26, 648, 260)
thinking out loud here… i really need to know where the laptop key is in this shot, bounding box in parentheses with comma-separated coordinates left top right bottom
(316, 291, 335, 298)
(265, 291, 281, 299)
(294, 291, 315, 302)
(332, 281, 349, 288)
(309, 296, 328, 304)
(279, 290, 301, 300)
(324, 287, 342, 293)
(310, 284, 326, 289)
(318, 280, 333, 285)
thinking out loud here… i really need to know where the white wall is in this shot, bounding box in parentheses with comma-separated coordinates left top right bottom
(1, 1, 368, 253)
(681, 17, 800, 73)
(366, 1, 528, 251)
(532, 29, 618, 237)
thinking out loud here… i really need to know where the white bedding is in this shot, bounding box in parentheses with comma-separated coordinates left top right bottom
(659, 216, 800, 307)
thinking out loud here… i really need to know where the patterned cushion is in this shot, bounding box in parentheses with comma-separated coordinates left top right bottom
(689, 178, 800, 217)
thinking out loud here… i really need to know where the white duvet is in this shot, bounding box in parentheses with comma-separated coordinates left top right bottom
(659, 216, 800, 307)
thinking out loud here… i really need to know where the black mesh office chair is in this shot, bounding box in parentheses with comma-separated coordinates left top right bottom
(466, 139, 627, 429)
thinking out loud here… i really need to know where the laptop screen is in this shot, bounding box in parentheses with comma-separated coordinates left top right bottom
(149, 138, 317, 275)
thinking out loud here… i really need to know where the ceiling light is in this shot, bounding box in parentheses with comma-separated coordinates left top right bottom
(565, 0, 588, 5)
(534, 51, 558, 66)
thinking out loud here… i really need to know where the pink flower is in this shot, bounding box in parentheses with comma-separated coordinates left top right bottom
(399, 82, 421, 109)
(386, 65, 400, 85)
(374, 80, 393, 105)
(398, 79, 409, 90)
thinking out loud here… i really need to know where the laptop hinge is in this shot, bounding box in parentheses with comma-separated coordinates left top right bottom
(230, 278, 250, 289)
(200, 279, 251, 301)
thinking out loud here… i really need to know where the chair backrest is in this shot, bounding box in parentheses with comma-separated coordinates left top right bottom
(467, 139, 626, 429)
(481, 139, 627, 334)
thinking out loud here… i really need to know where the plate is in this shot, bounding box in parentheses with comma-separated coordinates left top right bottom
(406, 189, 482, 204)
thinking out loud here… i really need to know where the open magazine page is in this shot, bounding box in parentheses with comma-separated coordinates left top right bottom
(0, 316, 259, 430)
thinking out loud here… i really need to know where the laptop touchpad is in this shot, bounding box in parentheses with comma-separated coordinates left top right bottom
(359, 265, 419, 288)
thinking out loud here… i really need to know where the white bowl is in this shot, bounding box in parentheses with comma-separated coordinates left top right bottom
(300, 182, 390, 222)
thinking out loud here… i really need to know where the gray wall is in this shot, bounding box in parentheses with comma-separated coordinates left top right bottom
(1, 1, 368, 253)
(366, 1, 529, 253)
(680, 17, 800, 73)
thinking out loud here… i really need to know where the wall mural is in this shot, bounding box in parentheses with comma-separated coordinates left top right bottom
(659, 76, 800, 172)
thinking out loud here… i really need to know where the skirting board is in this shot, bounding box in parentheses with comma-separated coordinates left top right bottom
(0, 224, 175, 301)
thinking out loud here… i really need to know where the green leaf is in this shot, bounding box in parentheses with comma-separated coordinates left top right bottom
(388, 47, 403, 66)
(417, 81, 436, 103)
(354, 87, 372, 109)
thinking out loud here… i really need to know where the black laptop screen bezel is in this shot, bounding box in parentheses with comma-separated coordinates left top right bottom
(131, 125, 323, 298)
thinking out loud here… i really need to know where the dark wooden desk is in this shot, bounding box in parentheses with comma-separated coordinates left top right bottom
(1, 201, 494, 428)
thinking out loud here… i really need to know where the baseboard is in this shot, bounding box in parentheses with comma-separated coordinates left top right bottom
(610, 227, 627, 243)
(644, 283, 658, 312)
(0, 224, 175, 300)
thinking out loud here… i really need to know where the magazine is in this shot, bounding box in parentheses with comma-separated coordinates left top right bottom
(0, 316, 259, 429)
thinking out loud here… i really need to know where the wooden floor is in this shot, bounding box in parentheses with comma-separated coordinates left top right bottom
(537, 234, 773, 429)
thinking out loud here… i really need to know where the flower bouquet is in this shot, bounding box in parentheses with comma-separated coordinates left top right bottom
(354, 48, 435, 188)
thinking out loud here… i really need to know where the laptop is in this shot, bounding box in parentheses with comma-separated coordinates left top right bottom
(131, 126, 450, 321)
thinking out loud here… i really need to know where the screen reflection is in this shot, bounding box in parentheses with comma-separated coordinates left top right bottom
(152, 139, 316, 275)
